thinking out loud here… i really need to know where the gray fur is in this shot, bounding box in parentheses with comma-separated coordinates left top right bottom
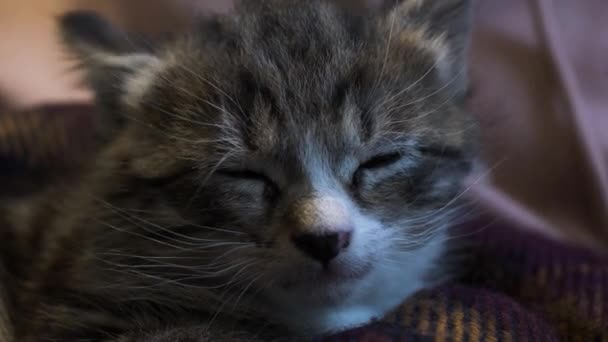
(1, 0, 477, 340)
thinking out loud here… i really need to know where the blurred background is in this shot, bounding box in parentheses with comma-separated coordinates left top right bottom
(1, 0, 607, 249)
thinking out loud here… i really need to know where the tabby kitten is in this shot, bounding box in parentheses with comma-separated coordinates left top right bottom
(1, 0, 476, 340)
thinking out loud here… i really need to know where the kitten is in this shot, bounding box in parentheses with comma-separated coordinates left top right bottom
(0, 0, 476, 340)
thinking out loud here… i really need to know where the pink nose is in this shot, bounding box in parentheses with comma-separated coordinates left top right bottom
(290, 230, 352, 265)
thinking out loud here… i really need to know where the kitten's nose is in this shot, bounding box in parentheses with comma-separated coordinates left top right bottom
(291, 230, 352, 265)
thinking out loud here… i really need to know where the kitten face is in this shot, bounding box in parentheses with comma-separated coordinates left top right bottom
(61, 0, 475, 335)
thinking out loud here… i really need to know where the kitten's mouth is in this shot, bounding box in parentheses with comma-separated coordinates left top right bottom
(280, 260, 373, 289)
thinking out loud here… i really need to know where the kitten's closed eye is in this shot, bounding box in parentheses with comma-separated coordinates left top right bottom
(352, 152, 403, 187)
(351, 145, 464, 187)
(359, 152, 402, 170)
(218, 169, 280, 200)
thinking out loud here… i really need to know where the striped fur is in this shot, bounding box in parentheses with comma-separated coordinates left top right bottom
(2, 115, 608, 339)
(1, 0, 481, 340)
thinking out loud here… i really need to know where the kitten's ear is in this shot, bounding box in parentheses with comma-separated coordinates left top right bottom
(382, 0, 472, 96)
(59, 11, 137, 58)
(59, 11, 161, 136)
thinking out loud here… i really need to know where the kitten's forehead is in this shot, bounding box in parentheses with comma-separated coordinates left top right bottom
(134, 0, 472, 162)
(160, 1, 376, 151)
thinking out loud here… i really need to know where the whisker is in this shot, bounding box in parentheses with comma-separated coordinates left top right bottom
(176, 65, 245, 114)
(187, 149, 237, 209)
(400, 157, 506, 226)
(96, 198, 246, 242)
(95, 219, 191, 251)
(373, 57, 442, 115)
(384, 65, 467, 117)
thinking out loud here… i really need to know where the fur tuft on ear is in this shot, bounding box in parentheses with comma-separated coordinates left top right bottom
(383, 0, 472, 97)
(382, 0, 472, 34)
(58, 11, 158, 76)
(396, 0, 471, 50)
(58, 11, 162, 138)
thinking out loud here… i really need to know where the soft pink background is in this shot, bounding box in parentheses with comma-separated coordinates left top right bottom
(1, 0, 606, 248)
(468, 0, 608, 249)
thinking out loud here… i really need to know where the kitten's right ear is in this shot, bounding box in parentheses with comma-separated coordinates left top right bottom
(59, 11, 161, 137)
(380, 0, 472, 98)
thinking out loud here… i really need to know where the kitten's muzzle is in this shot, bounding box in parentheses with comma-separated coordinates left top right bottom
(290, 230, 352, 265)
(283, 195, 353, 265)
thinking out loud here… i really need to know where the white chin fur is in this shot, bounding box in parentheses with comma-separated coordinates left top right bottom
(267, 234, 446, 336)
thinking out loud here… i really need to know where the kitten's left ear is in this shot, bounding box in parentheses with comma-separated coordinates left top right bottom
(59, 11, 162, 136)
(382, 0, 472, 96)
